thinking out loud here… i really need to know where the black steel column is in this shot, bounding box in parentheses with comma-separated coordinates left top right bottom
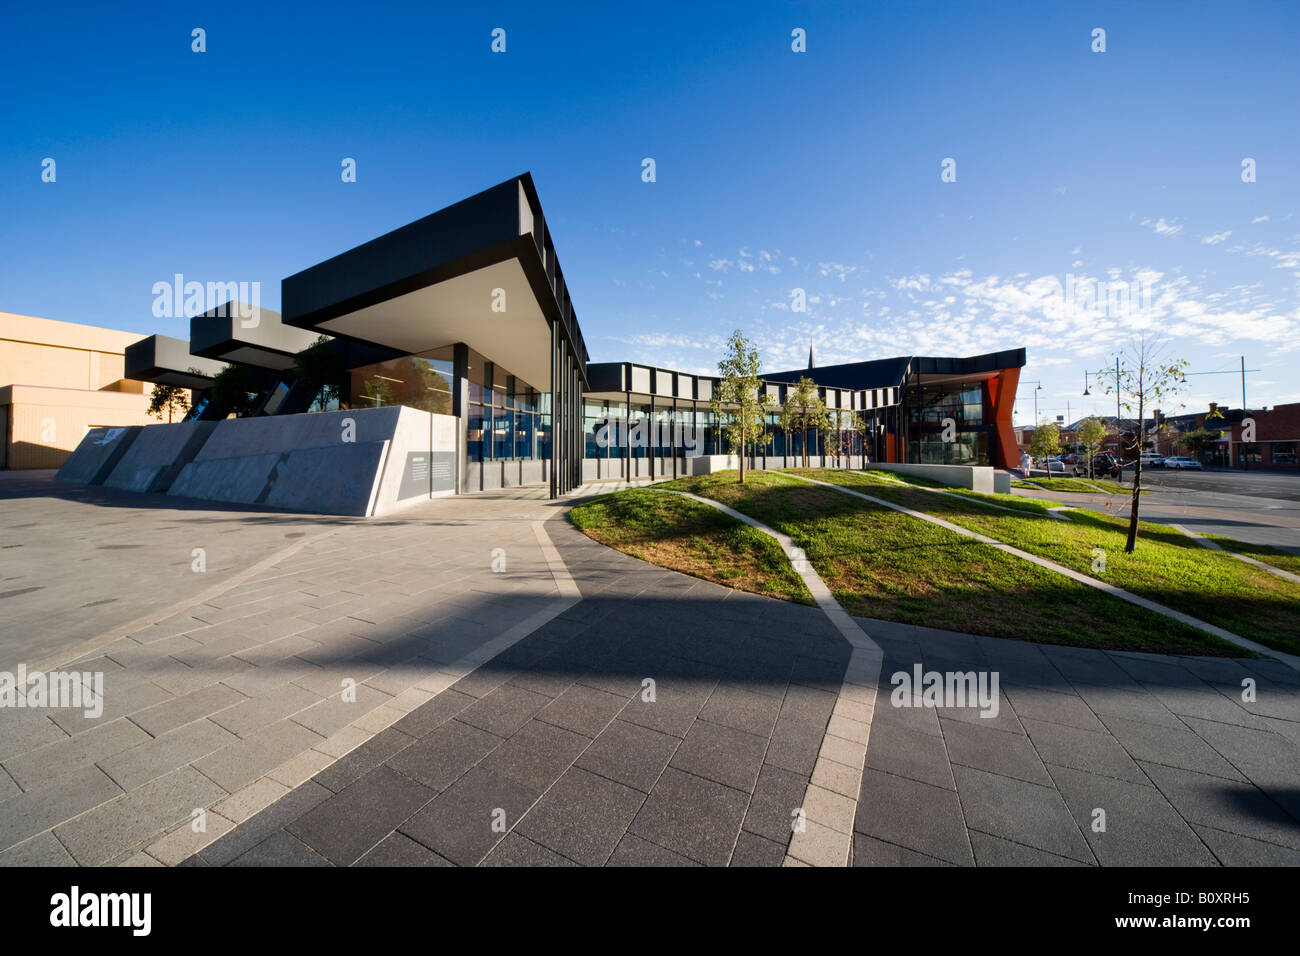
(549, 320, 558, 498)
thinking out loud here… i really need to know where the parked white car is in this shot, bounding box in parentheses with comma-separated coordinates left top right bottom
(1139, 453, 1165, 468)
(1163, 456, 1203, 470)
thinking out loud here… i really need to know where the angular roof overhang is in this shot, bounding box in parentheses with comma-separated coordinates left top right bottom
(190, 303, 326, 371)
(281, 173, 588, 391)
(124, 335, 228, 389)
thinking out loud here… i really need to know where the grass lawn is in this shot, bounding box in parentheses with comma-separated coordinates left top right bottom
(1204, 535, 1300, 578)
(569, 487, 812, 604)
(621, 471, 1246, 655)
(805, 468, 1300, 656)
(1012, 477, 1134, 494)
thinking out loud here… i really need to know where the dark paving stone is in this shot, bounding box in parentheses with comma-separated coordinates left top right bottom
(852, 832, 957, 867)
(940, 716, 1052, 786)
(967, 830, 1089, 866)
(314, 727, 415, 793)
(515, 767, 644, 866)
(730, 830, 787, 867)
(777, 684, 837, 728)
(699, 684, 784, 738)
(1000, 683, 1106, 732)
(481, 832, 578, 867)
(865, 715, 954, 790)
(196, 782, 333, 866)
(628, 767, 748, 866)
(457, 684, 553, 738)
(477, 719, 589, 793)
(391, 688, 477, 738)
(617, 677, 716, 738)
(535, 684, 628, 737)
(669, 720, 767, 793)
(1138, 761, 1300, 850)
(608, 833, 701, 867)
(1100, 715, 1246, 781)
(1021, 717, 1146, 784)
(400, 766, 538, 866)
(1048, 764, 1217, 866)
(854, 768, 973, 866)
(763, 719, 823, 777)
(229, 831, 333, 867)
(742, 763, 809, 845)
(951, 765, 1092, 863)
(385, 718, 503, 791)
(575, 719, 679, 793)
(286, 764, 436, 866)
(353, 832, 454, 866)
(1190, 823, 1300, 866)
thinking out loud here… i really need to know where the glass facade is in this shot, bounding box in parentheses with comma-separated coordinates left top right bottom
(904, 382, 992, 465)
(464, 348, 548, 463)
(348, 347, 454, 414)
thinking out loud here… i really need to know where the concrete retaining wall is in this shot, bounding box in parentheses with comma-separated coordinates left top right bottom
(102, 421, 217, 493)
(54, 426, 143, 485)
(869, 462, 997, 493)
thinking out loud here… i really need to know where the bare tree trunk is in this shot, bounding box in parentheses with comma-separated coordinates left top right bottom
(739, 410, 746, 484)
(1125, 397, 1144, 553)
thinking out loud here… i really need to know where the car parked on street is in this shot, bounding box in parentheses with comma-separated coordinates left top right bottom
(1140, 453, 1165, 468)
(1090, 453, 1120, 478)
(1163, 456, 1203, 470)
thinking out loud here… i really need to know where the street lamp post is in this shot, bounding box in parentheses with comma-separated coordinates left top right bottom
(1178, 355, 1260, 470)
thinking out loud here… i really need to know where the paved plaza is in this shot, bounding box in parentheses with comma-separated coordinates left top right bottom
(1, 474, 1298, 866)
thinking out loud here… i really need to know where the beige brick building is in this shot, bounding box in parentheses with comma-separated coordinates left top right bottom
(0, 311, 157, 469)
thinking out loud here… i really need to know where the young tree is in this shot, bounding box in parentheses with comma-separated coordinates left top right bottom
(710, 329, 771, 484)
(208, 364, 260, 418)
(1101, 337, 1188, 553)
(1178, 427, 1216, 463)
(1076, 416, 1107, 479)
(147, 383, 191, 423)
(293, 336, 347, 412)
(780, 376, 830, 468)
(1027, 420, 1062, 480)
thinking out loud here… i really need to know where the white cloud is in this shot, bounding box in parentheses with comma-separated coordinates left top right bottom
(1201, 231, 1231, 245)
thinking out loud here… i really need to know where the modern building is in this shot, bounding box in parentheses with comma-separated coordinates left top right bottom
(52, 173, 1027, 512)
(0, 312, 158, 469)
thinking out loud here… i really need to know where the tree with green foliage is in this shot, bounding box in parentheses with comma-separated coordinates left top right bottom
(293, 336, 347, 412)
(1027, 420, 1062, 479)
(147, 383, 190, 423)
(208, 364, 260, 418)
(710, 329, 771, 484)
(1177, 427, 1216, 462)
(1076, 416, 1107, 479)
(780, 376, 830, 468)
(1100, 336, 1188, 553)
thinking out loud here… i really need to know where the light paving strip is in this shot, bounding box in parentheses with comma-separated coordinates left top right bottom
(135, 518, 582, 866)
(661, 489, 882, 867)
(1170, 523, 1300, 585)
(783, 471, 1300, 671)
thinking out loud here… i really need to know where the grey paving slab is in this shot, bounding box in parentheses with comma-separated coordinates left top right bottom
(534, 683, 628, 737)
(1051, 763, 1218, 867)
(229, 831, 333, 867)
(1, 716, 148, 791)
(864, 715, 954, 790)
(515, 767, 645, 866)
(967, 830, 1090, 867)
(854, 768, 973, 866)
(0, 831, 78, 867)
(313, 727, 415, 793)
(477, 719, 589, 793)
(354, 831, 454, 867)
(731, 830, 788, 867)
(1137, 761, 1300, 851)
(456, 684, 553, 738)
(385, 718, 504, 792)
(940, 716, 1053, 787)
(286, 765, 436, 866)
(574, 718, 679, 794)
(1100, 714, 1248, 781)
(190, 718, 326, 793)
(401, 766, 544, 866)
(852, 832, 958, 866)
(742, 763, 807, 846)
(669, 720, 768, 793)
(482, 832, 579, 867)
(194, 781, 334, 866)
(54, 765, 226, 865)
(627, 767, 749, 866)
(1021, 717, 1147, 784)
(99, 718, 238, 791)
(0, 763, 123, 852)
(951, 765, 1093, 864)
(609, 832, 701, 867)
(1190, 823, 1300, 866)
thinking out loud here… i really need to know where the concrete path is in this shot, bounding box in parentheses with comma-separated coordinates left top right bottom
(2, 474, 1297, 866)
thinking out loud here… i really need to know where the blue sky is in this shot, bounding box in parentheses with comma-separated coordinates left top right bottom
(2, 0, 1298, 425)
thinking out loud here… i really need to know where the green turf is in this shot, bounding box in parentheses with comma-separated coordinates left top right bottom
(638, 470, 1248, 655)
(804, 469, 1299, 656)
(569, 487, 812, 604)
